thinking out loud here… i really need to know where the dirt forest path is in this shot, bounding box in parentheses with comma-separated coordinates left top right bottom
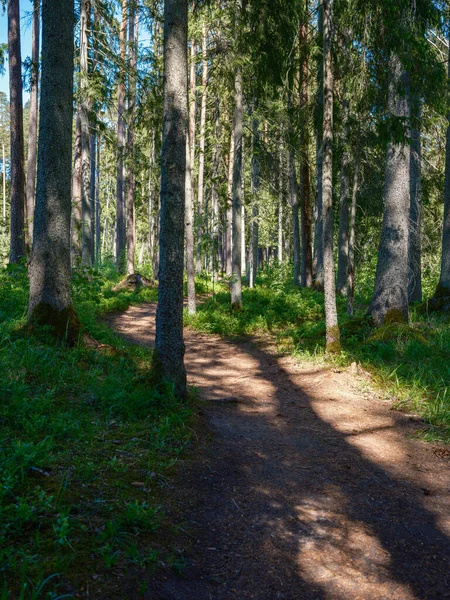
(106, 304, 450, 600)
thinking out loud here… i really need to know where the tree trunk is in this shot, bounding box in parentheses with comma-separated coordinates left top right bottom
(3, 142, 6, 222)
(322, 0, 340, 353)
(436, 40, 450, 299)
(72, 108, 82, 261)
(336, 95, 350, 294)
(155, 0, 188, 397)
(313, 0, 324, 290)
(226, 125, 234, 276)
(347, 134, 360, 316)
(90, 132, 96, 263)
(25, 0, 40, 246)
(241, 133, 246, 275)
(126, 1, 138, 275)
(289, 147, 301, 285)
(80, 0, 92, 267)
(186, 76, 196, 315)
(211, 99, 220, 278)
(8, 0, 26, 263)
(249, 114, 259, 288)
(299, 1, 313, 287)
(369, 54, 410, 326)
(95, 131, 101, 263)
(196, 21, 208, 274)
(278, 140, 283, 264)
(28, 0, 80, 342)
(408, 95, 422, 303)
(115, 0, 127, 272)
(231, 64, 243, 309)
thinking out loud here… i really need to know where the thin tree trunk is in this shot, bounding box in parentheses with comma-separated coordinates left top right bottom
(155, 0, 188, 397)
(72, 109, 82, 260)
(226, 126, 234, 276)
(2, 142, 6, 222)
(322, 0, 340, 352)
(196, 21, 208, 274)
(408, 95, 422, 303)
(369, 54, 410, 325)
(241, 133, 246, 275)
(336, 95, 350, 294)
(289, 147, 301, 285)
(436, 39, 450, 299)
(148, 131, 157, 276)
(347, 141, 360, 316)
(211, 100, 220, 278)
(278, 139, 283, 264)
(115, 0, 127, 272)
(8, 0, 26, 262)
(95, 131, 101, 263)
(126, 2, 138, 275)
(186, 93, 196, 315)
(25, 0, 40, 246)
(231, 62, 243, 308)
(313, 0, 324, 289)
(80, 0, 92, 266)
(90, 132, 96, 263)
(249, 113, 259, 288)
(28, 0, 79, 340)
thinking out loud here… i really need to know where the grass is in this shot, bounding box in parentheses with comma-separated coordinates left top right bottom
(0, 263, 193, 598)
(186, 264, 450, 443)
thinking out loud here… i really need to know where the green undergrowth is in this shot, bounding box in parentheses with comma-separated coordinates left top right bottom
(0, 263, 193, 598)
(186, 267, 450, 443)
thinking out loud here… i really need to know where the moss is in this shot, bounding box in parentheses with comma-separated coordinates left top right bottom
(326, 325, 341, 354)
(384, 308, 407, 325)
(367, 322, 429, 346)
(28, 302, 83, 346)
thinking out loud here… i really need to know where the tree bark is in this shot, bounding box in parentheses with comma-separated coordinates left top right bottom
(278, 139, 283, 264)
(226, 125, 234, 276)
(28, 0, 79, 342)
(289, 147, 301, 285)
(322, 0, 340, 352)
(72, 108, 82, 261)
(115, 0, 127, 272)
(347, 135, 360, 316)
(369, 54, 410, 326)
(2, 141, 6, 222)
(249, 114, 259, 288)
(313, 0, 324, 290)
(155, 0, 188, 397)
(196, 21, 208, 274)
(186, 53, 196, 316)
(211, 99, 220, 278)
(80, 0, 92, 267)
(126, 1, 138, 275)
(95, 130, 100, 263)
(231, 63, 243, 308)
(25, 0, 40, 246)
(336, 95, 350, 294)
(408, 95, 422, 303)
(8, 0, 26, 263)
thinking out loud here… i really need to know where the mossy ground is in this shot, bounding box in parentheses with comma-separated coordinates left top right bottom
(0, 263, 193, 598)
(186, 265, 450, 443)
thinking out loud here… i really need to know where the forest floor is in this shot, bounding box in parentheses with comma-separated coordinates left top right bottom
(106, 302, 450, 600)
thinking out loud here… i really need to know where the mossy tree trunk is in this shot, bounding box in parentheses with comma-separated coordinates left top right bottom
(28, 0, 80, 343)
(155, 0, 188, 398)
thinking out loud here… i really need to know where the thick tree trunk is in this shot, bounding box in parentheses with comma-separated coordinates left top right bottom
(28, 0, 79, 342)
(408, 96, 422, 303)
(337, 96, 350, 294)
(72, 109, 82, 260)
(249, 115, 259, 288)
(347, 136, 360, 316)
(155, 0, 188, 397)
(8, 0, 26, 263)
(80, 0, 92, 267)
(25, 0, 40, 246)
(369, 54, 410, 326)
(299, 1, 313, 288)
(115, 0, 127, 272)
(226, 126, 234, 276)
(231, 65, 243, 308)
(322, 0, 340, 353)
(196, 21, 208, 274)
(126, 2, 138, 275)
(436, 41, 450, 299)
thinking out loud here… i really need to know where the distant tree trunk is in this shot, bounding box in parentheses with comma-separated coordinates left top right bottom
(313, 0, 324, 290)
(80, 0, 92, 267)
(115, 0, 127, 272)
(435, 40, 450, 299)
(408, 95, 422, 303)
(72, 109, 82, 261)
(95, 132, 101, 263)
(369, 54, 410, 326)
(126, 2, 138, 275)
(289, 147, 301, 285)
(196, 21, 208, 274)
(347, 135, 360, 316)
(90, 132, 96, 263)
(241, 134, 246, 275)
(322, 0, 340, 353)
(155, 0, 188, 397)
(278, 140, 283, 264)
(231, 63, 243, 308)
(211, 100, 220, 277)
(336, 95, 350, 294)
(226, 125, 234, 276)
(2, 142, 6, 222)
(148, 131, 157, 276)
(28, 0, 80, 341)
(186, 73, 196, 315)
(8, 0, 26, 263)
(25, 0, 40, 246)
(299, 1, 313, 287)
(249, 114, 259, 288)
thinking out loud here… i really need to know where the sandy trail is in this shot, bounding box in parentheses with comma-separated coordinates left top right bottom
(106, 303, 450, 600)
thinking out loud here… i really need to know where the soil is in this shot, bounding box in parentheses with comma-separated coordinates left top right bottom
(106, 303, 450, 600)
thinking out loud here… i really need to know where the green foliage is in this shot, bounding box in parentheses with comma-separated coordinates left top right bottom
(0, 265, 192, 597)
